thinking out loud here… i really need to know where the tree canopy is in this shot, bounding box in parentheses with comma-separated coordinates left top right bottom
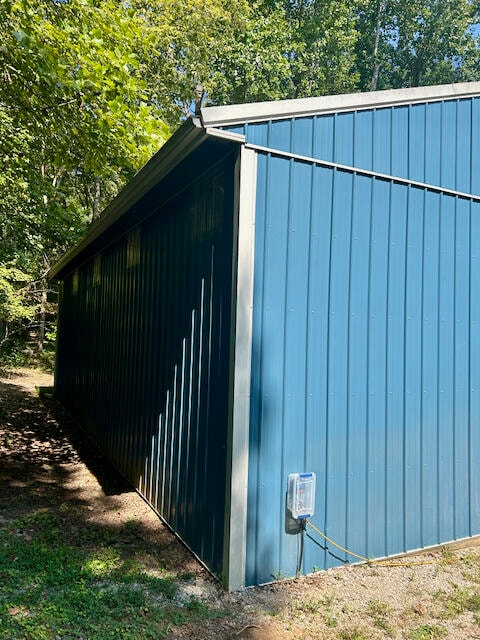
(1, 0, 479, 364)
(356, 0, 480, 90)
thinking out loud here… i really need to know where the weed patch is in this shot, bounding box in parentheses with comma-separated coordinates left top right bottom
(366, 599, 395, 637)
(407, 624, 448, 640)
(291, 594, 338, 628)
(432, 584, 480, 620)
(337, 625, 371, 640)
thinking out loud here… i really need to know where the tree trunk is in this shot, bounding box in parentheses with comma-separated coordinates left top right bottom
(370, 0, 386, 91)
(92, 177, 102, 221)
(38, 282, 47, 353)
(38, 255, 50, 353)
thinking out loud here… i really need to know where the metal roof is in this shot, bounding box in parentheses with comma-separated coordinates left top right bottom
(201, 82, 480, 127)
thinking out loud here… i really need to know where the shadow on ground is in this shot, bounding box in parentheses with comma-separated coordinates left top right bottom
(0, 373, 198, 575)
(0, 373, 130, 493)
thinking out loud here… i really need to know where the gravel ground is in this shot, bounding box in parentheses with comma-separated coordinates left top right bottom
(1, 367, 480, 640)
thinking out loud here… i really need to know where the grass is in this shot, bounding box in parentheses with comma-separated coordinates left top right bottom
(366, 599, 395, 637)
(291, 594, 338, 628)
(460, 550, 480, 584)
(407, 624, 448, 640)
(2, 512, 480, 640)
(337, 626, 371, 640)
(432, 583, 480, 620)
(0, 511, 224, 639)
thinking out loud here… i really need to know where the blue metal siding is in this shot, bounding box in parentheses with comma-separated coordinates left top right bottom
(245, 150, 480, 586)
(228, 97, 480, 194)
(55, 151, 237, 576)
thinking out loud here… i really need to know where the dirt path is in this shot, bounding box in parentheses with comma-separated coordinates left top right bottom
(2, 368, 480, 640)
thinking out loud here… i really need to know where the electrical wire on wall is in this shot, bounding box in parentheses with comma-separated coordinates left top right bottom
(296, 518, 307, 576)
(305, 520, 434, 568)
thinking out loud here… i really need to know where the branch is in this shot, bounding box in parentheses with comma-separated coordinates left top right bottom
(0, 320, 56, 347)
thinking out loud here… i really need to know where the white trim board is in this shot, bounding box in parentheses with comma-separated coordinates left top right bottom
(223, 146, 257, 591)
(201, 82, 480, 127)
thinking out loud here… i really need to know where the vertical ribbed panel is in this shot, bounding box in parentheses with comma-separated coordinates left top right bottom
(228, 96, 480, 195)
(246, 150, 480, 585)
(55, 152, 236, 577)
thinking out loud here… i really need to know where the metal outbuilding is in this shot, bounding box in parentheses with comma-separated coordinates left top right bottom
(50, 82, 480, 590)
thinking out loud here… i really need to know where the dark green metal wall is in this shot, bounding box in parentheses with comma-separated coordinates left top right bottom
(55, 149, 237, 576)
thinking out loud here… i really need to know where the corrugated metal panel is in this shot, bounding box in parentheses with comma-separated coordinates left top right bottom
(55, 150, 237, 577)
(246, 150, 480, 585)
(226, 96, 480, 195)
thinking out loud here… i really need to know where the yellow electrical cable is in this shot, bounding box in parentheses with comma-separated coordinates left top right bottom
(306, 520, 434, 567)
(307, 520, 370, 562)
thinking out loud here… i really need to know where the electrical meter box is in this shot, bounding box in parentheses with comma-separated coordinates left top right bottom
(287, 472, 316, 519)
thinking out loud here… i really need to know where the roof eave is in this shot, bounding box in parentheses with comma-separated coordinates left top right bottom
(49, 118, 242, 280)
(201, 81, 480, 127)
(49, 118, 205, 280)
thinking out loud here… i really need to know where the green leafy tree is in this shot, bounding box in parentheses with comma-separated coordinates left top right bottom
(1, 0, 169, 226)
(210, 1, 293, 105)
(0, 265, 37, 356)
(391, 0, 479, 87)
(0, 0, 169, 360)
(356, 0, 394, 90)
(132, 0, 292, 122)
(355, 0, 480, 90)
(282, 0, 360, 97)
